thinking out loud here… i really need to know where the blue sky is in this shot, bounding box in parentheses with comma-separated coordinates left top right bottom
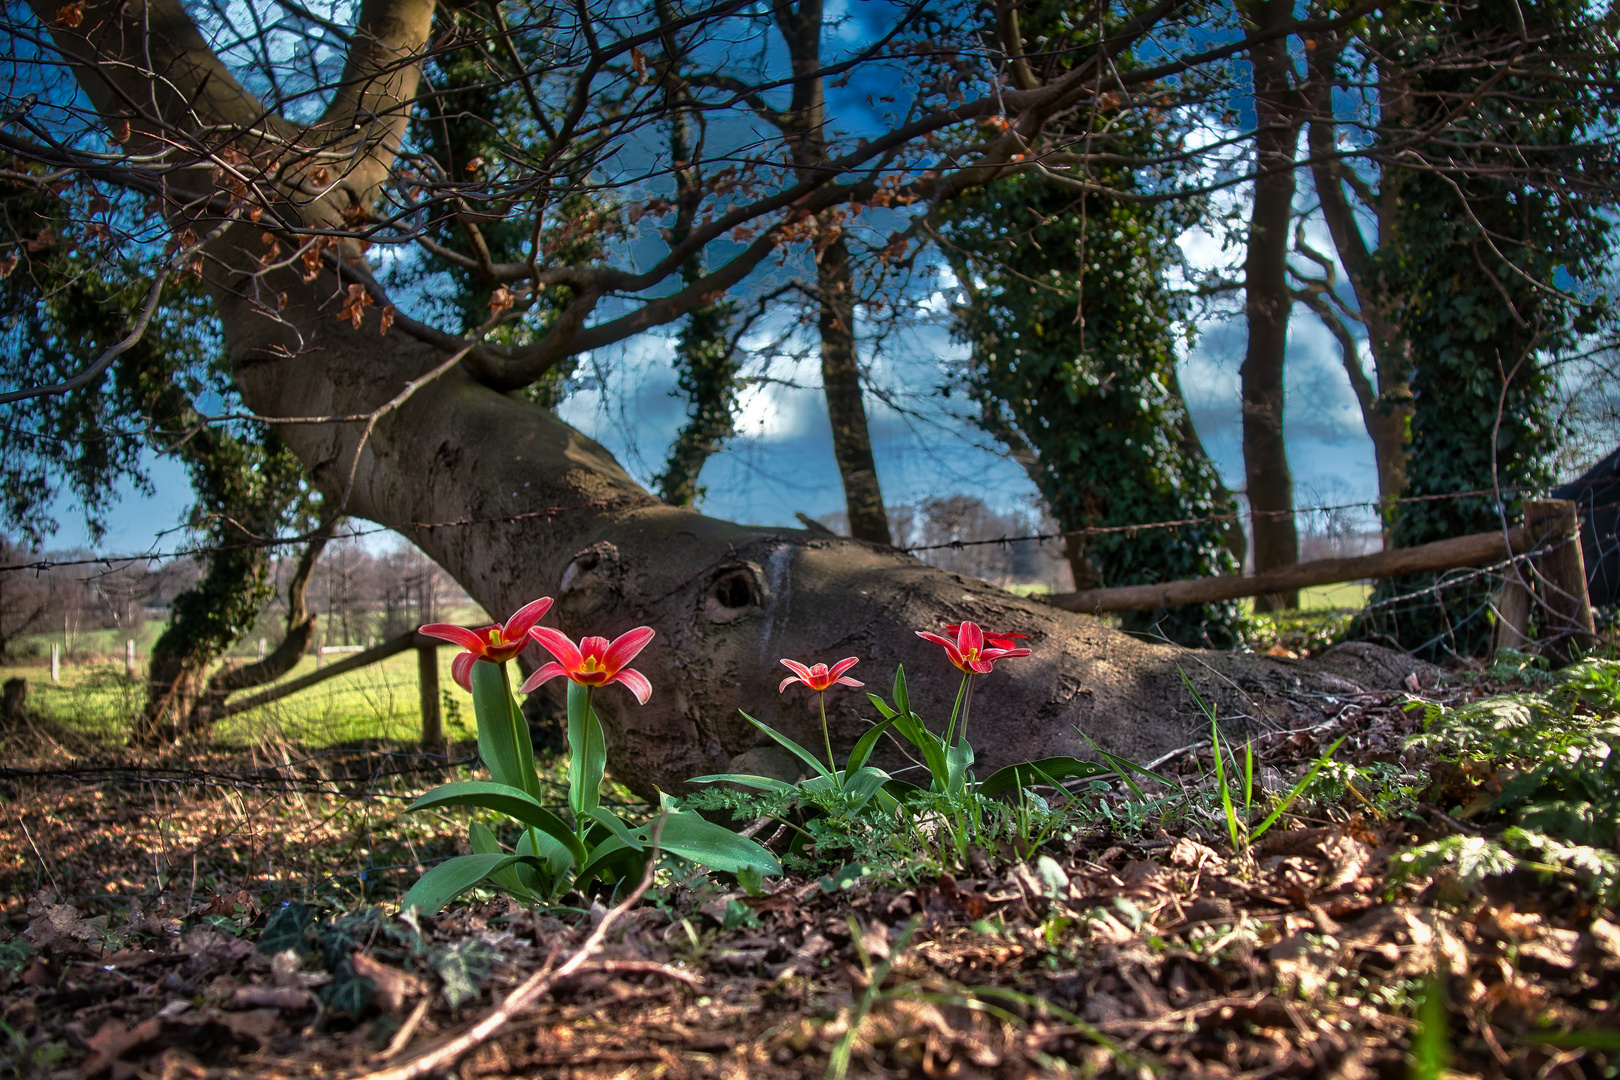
(49, 291, 1381, 556)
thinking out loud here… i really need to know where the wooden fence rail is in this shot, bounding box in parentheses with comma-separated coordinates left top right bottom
(215, 630, 450, 746)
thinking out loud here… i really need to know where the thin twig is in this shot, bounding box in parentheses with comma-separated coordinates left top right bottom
(347, 818, 666, 1080)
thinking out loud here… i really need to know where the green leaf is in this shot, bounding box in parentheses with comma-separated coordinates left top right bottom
(867, 694, 897, 720)
(651, 811, 783, 876)
(257, 903, 313, 956)
(818, 862, 874, 892)
(430, 938, 501, 1009)
(739, 710, 832, 778)
(846, 716, 899, 775)
(688, 772, 800, 795)
(574, 835, 643, 887)
(469, 821, 529, 897)
(320, 957, 373, 1016)
(407, 781, 587, 866)
(589, 807, 645, 851)
(472, 661, 539, 799)
(892, 665, 912, 718)
(567, 681, 608, 821)
(882, 777, 928, 802)
(977, 757, 1111, 797)
(838, 765, 892, 809)
(518, 828, 574, 890)
(946, 741, 975, 796)
(402, 853, 535, 915)
(889, 712, 949, 791)
(1251, 736, 1346, 840)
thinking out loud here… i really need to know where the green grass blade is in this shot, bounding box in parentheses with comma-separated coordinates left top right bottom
(846, 715, 899, 775)
(1251, 735, 1347, 841)
(1212, 720, 1242, 853)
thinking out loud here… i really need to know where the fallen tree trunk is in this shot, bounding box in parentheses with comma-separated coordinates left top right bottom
(1048, 526, 1532, 614)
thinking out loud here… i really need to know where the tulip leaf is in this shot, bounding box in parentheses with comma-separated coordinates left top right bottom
(977, 757, 1112, 797)
(401, 853, 545, 916)
(739, 710, 832, 778)
(883, 777, 928, 802)
(468, 821, 529, 897)
(839, 765, 892, 809)
(650, 811, 783, 876)
(574, 835, 643, 887)
(567, 681, 609, 822)
(846, 715, 899, 776)
(891, 665, 912, 719)
(889, 711, 950, 792)
(688, 773, 799, 795)
(946, 741, 975, 796)
(408, 781, 586, 866)
(867, 694, 897, 720)
(471, 662, 539, 800)
(589, 807, 645, 852)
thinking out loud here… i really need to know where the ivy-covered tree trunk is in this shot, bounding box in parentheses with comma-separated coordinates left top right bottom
(1240, 0, 1304, 612)
(942, 172, 1246, 648)
(1353, 0, 1614, 659)
(654, 76, 742, 509)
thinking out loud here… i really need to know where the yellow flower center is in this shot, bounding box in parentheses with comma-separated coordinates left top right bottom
(578, 656, 606, 674)
(488, 628, 502, 646)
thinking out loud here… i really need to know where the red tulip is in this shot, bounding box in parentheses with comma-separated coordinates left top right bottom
(522, 625, 656, 704)
(779, 657, 863, 694)
(945, 622, 1029, 653)
(420, 596, 554, 692)
(917, 620, 1032, 674)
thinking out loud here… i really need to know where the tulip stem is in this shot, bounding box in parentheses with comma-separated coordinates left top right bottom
(818, 690, 837, 782)
(943, 672, 970, 748)
(958, 675, 977, 748)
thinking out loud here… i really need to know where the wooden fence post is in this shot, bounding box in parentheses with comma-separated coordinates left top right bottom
(1493, 499, 1598, 664)
(418, 644, 442, 749)
(1532, 499, 1598, 663)
(125, 640, 136, 680)
(50, 643, 59, 684)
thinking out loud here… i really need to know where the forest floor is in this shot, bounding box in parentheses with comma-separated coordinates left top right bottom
(2, 650, 1618, 1079)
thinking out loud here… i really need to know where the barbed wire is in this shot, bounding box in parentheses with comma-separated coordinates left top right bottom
(0, 485, 1562, 575)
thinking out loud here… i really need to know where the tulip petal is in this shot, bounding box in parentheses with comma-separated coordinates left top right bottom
(779, 675, 802, 693)
(602, 626, 656, 671)
(916, 631, 965, 667)
(518, 661, 568, 694)
(779, 658, 815, 682)
(450, 651, 477, 693)
(834, 676, 865, 688)
(421, 623, 488, 652)
(956, 621, 984, 654)
(610, 667, 653, 704)
(502, 596, 554, 641)
(827, 656, 861, 681)
(528, 626, 584, 669)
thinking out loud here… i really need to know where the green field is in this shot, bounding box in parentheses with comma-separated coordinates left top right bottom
(4, 606, 494, 747)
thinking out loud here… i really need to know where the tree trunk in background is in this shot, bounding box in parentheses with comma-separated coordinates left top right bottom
(1241, 0, 1302, 611)
(817, 230, 891, 544)
(182, 526, 333, 733)
(1308, 117, 1413, 541)
(40, 0, 1433, 795)
(773, 0, 890, 545)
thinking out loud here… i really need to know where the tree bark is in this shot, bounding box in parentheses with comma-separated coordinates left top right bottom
(181, 526, 334, 733)
(1241, 0, 1303, 611)
(775, 0, 891, 545)
(817, 231, 891, 544)
(1308, 120, 1412, 535)
(32, 0, 1432, 797)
